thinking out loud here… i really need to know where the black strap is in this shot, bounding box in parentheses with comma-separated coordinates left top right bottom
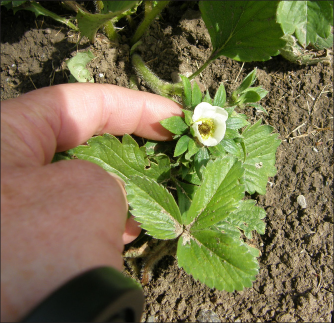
(21, 266, 144, 322)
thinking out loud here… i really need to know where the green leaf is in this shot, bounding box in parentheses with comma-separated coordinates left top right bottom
(202, 90, 213, 104)
(185, 137, 201, 160)
(177, 227, 259, 291)
(126, 176, 183, 239)
(207, 142, 227, 158)
(247, 103, 268, 115)
(160, 116, 188, 135)
(220, 139, 244, 158)
(66, 51, 95, 83)
(313, 33, 334, 50)
(76, 2, 137, 42)
(180, 75, 192, 109)
(216, 200, 266, 239)
(199, 1, 285, 62)
(183, 156, 245, 230)
(174, 135, 191, 157)
(99, 1, 139, 14)
(224, 128, 243, 140)
(68, 134, 170, 183)
(176, 181, 198, 217)
(192, 82, 203, 108)
(5, 1, 79, 31)
(52, 152, 71, 163)
(213, 83, 226, 107)
(233, 69, 257, 96)
(238, 91, 261, 105)
(144, 140, 158, 155)
(147, 154, 171, 183)
(226, 117, 249, 130)
(241, 119, 281, 194)
(184, 169, 202, 186)
(182, 109, 193, 126)
(277, 1, 333, 48)
(194, 147, 209, 180)
(1, 1, 27, 8)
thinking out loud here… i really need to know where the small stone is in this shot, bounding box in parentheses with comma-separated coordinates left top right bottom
(44, 28, 52, 34)
(196, 309, 221, 323)
(297, 195, 307, 208)
(146, 315, 156, 322)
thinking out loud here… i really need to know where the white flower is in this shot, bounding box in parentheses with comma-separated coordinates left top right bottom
(191, 102, 228, 146)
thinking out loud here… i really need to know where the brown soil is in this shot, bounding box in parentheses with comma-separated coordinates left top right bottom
(1, 2, 333, 322)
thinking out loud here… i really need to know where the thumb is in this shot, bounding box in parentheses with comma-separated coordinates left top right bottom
(1, 159, 129, 321)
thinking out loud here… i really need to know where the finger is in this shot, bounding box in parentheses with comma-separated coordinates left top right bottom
(1, 83, 182, 167)
(1, 159, 129, 321)
(123, 215, 142, 244)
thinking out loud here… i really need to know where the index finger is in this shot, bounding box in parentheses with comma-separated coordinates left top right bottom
(1, 83, 183, 166)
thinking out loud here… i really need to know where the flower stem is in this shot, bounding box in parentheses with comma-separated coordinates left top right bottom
(131, 1, 169, 45)
(188, 57, 214, 81)
(132, 53, 183, 97)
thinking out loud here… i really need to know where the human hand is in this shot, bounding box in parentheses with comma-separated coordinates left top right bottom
(1, 83, 182, 322)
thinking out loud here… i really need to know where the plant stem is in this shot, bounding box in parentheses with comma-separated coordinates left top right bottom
(131, 1, 169, 45)
(188, 57, 214, 81)
(30, 2, 79, 31)
(103, 20, 119, 42)
(132, 53, 183, 97)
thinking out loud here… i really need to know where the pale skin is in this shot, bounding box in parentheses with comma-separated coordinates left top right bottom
(1, 83, 182, 322)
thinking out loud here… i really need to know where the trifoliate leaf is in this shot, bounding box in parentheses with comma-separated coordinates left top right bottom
(216, 200, 266, 239)
(127, 176, 183, 239)
(241, 119, 281, 194)
(213, 83, 227, 108)
(183, 156, 245, 230)
(160, 116, 188, 135)
(66, 51, 95, 83)
(192, 82, 203, 108)
(174, 135, 191, 157)
(277, 1, 333, 48)
(177, 226, 259, 291)
(68, 134, 170, 183)
(199, 1, 285, 62)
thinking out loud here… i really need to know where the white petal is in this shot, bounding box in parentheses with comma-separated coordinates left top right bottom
(192, 102, 216, 121)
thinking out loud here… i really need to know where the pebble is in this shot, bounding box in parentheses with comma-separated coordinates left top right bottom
(196, 309, 221, 322)
(297, 195, 307, 208)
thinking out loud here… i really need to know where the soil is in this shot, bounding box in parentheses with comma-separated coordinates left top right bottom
(1, 2, 333, 322)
